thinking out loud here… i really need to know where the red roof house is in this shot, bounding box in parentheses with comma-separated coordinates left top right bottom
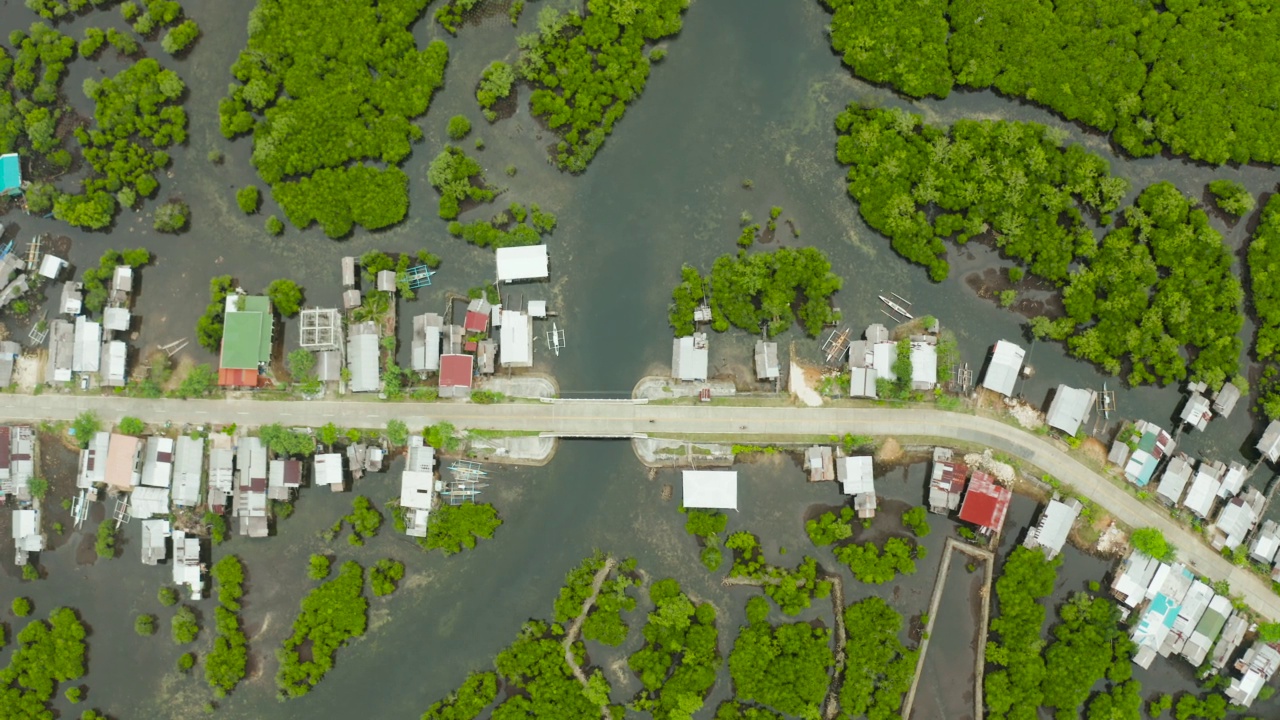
(958, 471, 1012, 535)
(463, 310, 489, 334)
(439, 354, 474, 398)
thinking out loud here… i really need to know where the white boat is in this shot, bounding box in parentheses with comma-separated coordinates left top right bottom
(1102, 382, 1112, 420)
(879, 295, 913, 319)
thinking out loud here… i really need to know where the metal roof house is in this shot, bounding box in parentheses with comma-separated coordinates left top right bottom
(438, 354, 474, 398)
(72, 316, 102, 374)
(499, 309, 533, 368)
(1181, 595, 1233, 668)
(849, 366, 877, 398)
(1209, 487, 1264, 551)
(1226, 643, 1280, 707)
(313, 453, 344, 492)
(400, 440, 436, 538)
(1155, 453, 1194, 506)
(672, 333, 709, 382)
(140, 436, 175, 488)
(1157, 580, 1213, 659)
(376, 269, 397, 293)
(38, 253, 66, 280)
(1179, 391, 1213, 432)
(1122, 420, 1175, 487)
(171, 436, 203, 507)
(60, 281, 82, 315)
(1211, 614, 1249, 672)
(172, 530, 204, 600)
(495, 245, 549, 283)
(412, 313, 443, 373)
(754, 340, 779, 380)
(958, 470, 1012, 535)
(0, 340, 18, 387)
(1256, 420, 1280, 464)
(130, 485, 170, 518)
(1023, 496, 1082, 560)
(928, 448, 968, 514)
(805, 446, 834, 482)
(1183, 460, 1225, 518)
(346, 321, 381, 393)
(103, 307, 130, 333)
(207, 439, 236, 514)
(837, 456, 876, 519)
(217, 295, 273, 388)
(343, 288, 362, 310)
(0, 152, 21, 196)
(341, 256, 357, 288)
(267, 459, 303, 501)
(140, 518, 170, 565)
(464, 298, 491, 334)
(77, 431, 110, 490)
(1212, 382, 1241, 418)
(1, 426, 34, 501)
(12, 508, 43, 564)
(1218, 461, 1247, 499)
(46, 319, 73, 383)
(109, 266, 133, 306)
(1045, 385, 1095, 437)
(1130, 564, 1195, 669)
(99, 340, 127, 387)
(1249, 519, 1280, 565)
(872, 340, 937, 390)
(682, 470, 738, 511)
(980, 340, 1025, 397)
(234, 437, 269, 538)
(104, 433, 143, 491)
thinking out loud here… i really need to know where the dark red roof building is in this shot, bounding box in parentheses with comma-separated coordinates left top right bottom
(958, 470, 1012, 535)
(439, 354, 474, 398)
(463, 310, 489, 334)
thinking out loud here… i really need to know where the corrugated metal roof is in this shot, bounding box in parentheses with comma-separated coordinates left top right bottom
(1045, 385, 1094, 436)
(347, 328, 381, 393)
(72, 316, 101, 373)
(499, 310, 532, 367)
(981, 340, 1025, 396)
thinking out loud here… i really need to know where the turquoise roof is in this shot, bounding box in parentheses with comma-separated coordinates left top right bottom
(0, 154, 21, 196)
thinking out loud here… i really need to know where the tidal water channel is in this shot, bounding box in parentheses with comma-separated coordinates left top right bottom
(2, 0, 1280, 717)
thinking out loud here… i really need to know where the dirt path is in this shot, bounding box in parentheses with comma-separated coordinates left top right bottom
(823, 573, 846, 720)
(562, 555, 618, 720)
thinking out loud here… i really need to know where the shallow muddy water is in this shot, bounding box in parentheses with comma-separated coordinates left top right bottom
(2, 0, 1280, 717)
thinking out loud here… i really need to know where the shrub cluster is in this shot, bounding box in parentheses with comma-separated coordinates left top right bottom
(422, 502, 502, 555)
(724, 596, 831, 719)
(628, 579, 720, 719)
(206, 555, 248, 696)
(276, 560, 368, 698)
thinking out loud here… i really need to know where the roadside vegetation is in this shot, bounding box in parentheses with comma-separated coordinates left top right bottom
(219, 0, 449, 236)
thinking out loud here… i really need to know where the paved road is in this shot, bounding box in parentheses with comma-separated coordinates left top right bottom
(4, 393, 1278, 619)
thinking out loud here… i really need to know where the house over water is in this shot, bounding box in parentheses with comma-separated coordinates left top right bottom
(928, 447, 967, 514)
(672, 333, 709, 382)
(980, 340, 1025, 397)
(958, 471, 1011, 536)
(1023, 496, 1081, 560)
(682, 471, 738, 511)
(837, 456, 875, 519)
(1045, 384, 1095, 437)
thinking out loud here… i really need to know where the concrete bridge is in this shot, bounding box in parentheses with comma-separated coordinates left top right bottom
(2, 392, 1278, 620)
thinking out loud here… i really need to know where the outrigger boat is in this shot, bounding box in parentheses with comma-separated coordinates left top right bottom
(1102, 382, 1113, 420)
(879, 295, 913, 319)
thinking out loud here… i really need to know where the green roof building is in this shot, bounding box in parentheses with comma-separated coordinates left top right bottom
(218, 295, 273, 387)
(0, 154, 22, 197)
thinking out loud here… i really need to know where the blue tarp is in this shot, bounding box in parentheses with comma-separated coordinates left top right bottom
(0, 153, 22, 196)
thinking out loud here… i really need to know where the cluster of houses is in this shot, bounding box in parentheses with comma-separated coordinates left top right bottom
(45, 260, 134, 388)
(264, 248, 551, 398)
(1178, 380, 1242, 433)
(928, 448, 1022, 540)
(69, 425, 418, 598)
(1, 426, 41, 564)
(1112, 550, 1278, 705)
(1107, 420, 1264, 555)
(848, 323, 943, 397)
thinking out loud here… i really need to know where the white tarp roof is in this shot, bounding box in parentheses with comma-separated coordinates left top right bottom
(1046, 385, 1094, 436)
(682, 470, 738, 510)
(496, 245, 549, 282)
(38, 254, 66, 279)
(400, 471, 435, 511)
(982, 340, 1025, 396)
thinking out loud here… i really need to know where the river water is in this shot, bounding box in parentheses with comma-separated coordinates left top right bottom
(2, 0, 1280, 717)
